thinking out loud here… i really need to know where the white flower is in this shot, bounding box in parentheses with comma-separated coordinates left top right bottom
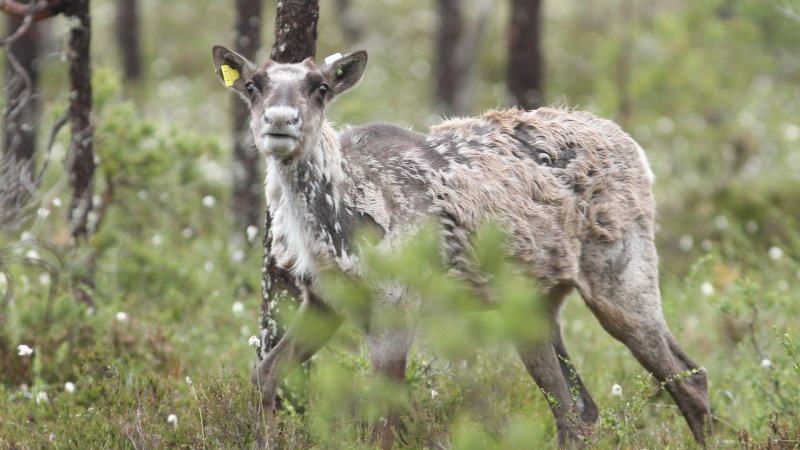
(37, 208, 50, 218)
(0, 272, 7, 286)
(430, 389, 438, 399)
(25, 250, 40, 260)
(232, 301, 245, 315)
(167, 413, 178, 429)
(248, 335, 261, 347)
(151, 234, 164, 246)
(116, 311, 128, 323)
(202, 195, 216, 208)
(52, 198, 62, 208)
(137, 190, 148, 200)
(18, 344, 34, 356)
(768, 246, 783, 261)
(761, 358, 772, 368)
(204, 261, 214, 273)
(679, 234, 693, 252)
(611, 384, 623, 396)
(185, 376, 192, 386)
(36, 391, 48, 404)
(48, 433, 56, 442)
(700, 282, 714, 296)
(182, 227, 194, 239)
(714, 215, 729, 231)
(246, 225, 259, 243)
(64, 382, 76, 394)
(231, 249, 245, 263)
(39, 272, 51, 285)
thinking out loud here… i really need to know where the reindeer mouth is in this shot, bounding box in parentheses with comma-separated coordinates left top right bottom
(266, 132, 298, 140)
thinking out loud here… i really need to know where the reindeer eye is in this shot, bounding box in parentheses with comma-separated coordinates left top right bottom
(318, 83, 330, 98)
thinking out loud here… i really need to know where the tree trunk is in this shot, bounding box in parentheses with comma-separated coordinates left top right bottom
(270, 0, 318, 63)
(435, 0, 491, 116)
(66, 0, 93, 242)
(115, 0, 140, 81)
(435, 0, 463, 116)
(507, 0, 543, 110)
(231, 0, 263, 236)
(1, 6, 40, 224)
(259, 0, 318, 412)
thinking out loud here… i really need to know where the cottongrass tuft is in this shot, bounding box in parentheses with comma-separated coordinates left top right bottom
(116, 311, 129, 323)
(17, 344, 33, 356)
(768, 246, 784, 261)
(167, 413, 178, 429)
(611, 384, 623, 396)
(64, 382, 76, 394)
(248, 335, 261, 348)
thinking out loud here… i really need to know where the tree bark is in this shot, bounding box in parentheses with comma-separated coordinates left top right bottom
(66, 0, 93, 242)
(1, 9, 39, 222)
(115, 0, 140, 81)
(232, 0, 263, 236)
(270, 0, 318, 63)
(507, 0, 544, 110)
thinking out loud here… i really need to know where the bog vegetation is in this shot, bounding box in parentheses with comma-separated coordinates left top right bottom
(1, 0, 799, 448)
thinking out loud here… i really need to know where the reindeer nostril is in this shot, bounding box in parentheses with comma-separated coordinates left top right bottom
(288, 115, 300, 126)
(264, 116, 274, 125)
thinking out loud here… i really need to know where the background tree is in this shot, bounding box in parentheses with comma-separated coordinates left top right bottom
(231, 0, 263, 236)
(115, 0, 140, 81)
(434, 0, 490, 116)
(507, 0, 543, 109)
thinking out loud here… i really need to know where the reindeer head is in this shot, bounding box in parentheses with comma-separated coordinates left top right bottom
(212, 46, 368, 160)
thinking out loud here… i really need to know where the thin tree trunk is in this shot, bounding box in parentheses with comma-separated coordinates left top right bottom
(232, 0, 263, 236)
(435, 0, 491, 116)
(259, 0, 318, 412)
(507, 0, 543, 110)
(435, 0, 463, 116)
(66, 0, 95, 309)
(66, 0, 93, 242)
(115, 0, 140, 80)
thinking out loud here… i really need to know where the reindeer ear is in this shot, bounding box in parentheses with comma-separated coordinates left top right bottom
(211, 45, 257, 94)
(323, 50, 368, 98)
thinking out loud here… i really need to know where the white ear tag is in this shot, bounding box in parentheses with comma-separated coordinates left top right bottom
(324, 53, 343, 67)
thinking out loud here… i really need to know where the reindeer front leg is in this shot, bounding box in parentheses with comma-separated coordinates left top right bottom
(252, 288, 343, 417)
(366, 327, 414, 450)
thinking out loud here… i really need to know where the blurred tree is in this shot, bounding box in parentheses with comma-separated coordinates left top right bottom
(1, 5, 39, 225)
(1, 0, 95, 306)
(435, 0, 490, 116)
(258, 0, 316, 411)
(231, 0, 263, 236)
(115, 0, 140, 81)
(507, 0, 543, 110)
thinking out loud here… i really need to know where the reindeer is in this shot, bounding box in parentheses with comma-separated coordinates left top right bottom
(211, 46, 712, 448)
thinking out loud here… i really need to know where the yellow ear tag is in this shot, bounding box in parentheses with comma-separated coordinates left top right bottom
(221, 64, 240, 87)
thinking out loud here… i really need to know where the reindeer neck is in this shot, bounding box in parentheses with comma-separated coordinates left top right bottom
(266, 122, 355, 277)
